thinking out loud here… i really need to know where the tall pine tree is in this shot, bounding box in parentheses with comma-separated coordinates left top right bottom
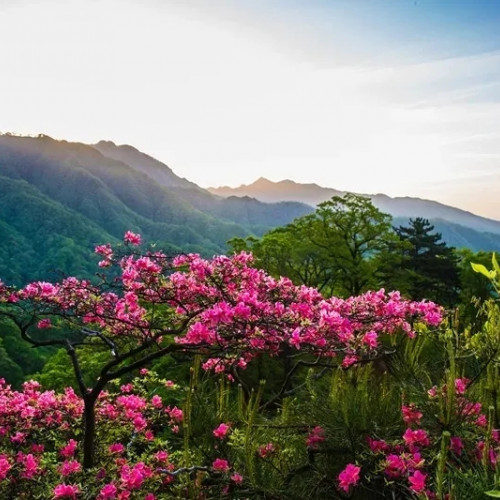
(396, 217, 460, 307)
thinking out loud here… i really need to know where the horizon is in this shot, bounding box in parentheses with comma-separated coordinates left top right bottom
(1, 1, 500, 219)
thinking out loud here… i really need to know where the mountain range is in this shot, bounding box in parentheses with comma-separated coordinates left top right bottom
(209, 178, 500, 250)
(1, 133, 500, 286)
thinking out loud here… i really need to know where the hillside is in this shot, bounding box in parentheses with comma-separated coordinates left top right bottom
(0, 135, 311, 285)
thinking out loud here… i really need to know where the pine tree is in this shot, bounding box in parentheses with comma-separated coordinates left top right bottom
(396, 217, 460, 307)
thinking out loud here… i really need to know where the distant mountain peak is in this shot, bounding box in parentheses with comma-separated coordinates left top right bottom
(95, 139, 116, 147)
(92, 140, 200, 191)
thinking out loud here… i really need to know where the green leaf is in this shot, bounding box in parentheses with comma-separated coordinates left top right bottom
(492, 252, 500, 275)
(485, 491, 500, 498)
(471, 262, 495, 280)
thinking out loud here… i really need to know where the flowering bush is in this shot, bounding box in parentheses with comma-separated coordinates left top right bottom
(0, 232, 452, 497)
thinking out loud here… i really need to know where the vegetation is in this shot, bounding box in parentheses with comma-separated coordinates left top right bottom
(0, 229, 499, 498)
(2, 135, 500, 497)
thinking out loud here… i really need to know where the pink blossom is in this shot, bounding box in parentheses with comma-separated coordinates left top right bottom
(98, 483, 117, 499)
(476, 414, 488, 427)
(306, 426, 326, 449)
(362, 330, 378, 349)
(450, 436, 464, 456)
(403, 428, 430, 448)
(154, 450, 169, 462)
(108, 443, 125, 454)
(384, 454, 406, 478)
(166, 406, 183, 422)
(342, 355, 358, 368)
(231, 472, 244, 484)
(19, 453, 39, 478)
(60, 439, 78, 458)
(212, 458, 230, 472)
(213, 423, 230, 439)
(408, 470, 427, 493)
(455, 378, 469, 395)
(124, 231, 142, 246)
(60, 459, 82, 476)
(53, 483, 81, 499)
(338, 463, 361, 493)
(258, 443, 276, 458)
(151, 395, 163, 408)
(0, 454, 11, 480)
(402, 404, 423, 426)
(367, 437, 389, 453)
(37, 318, 52, 329)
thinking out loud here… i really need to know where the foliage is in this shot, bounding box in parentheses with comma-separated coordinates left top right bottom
(0, 231, 445, 498)
(395, 218, 461, 307)
(230, 193, 398, 297)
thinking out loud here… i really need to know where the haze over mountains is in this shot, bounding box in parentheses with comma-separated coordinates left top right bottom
(1, 133, 500, 286)
(209, 178, 500, 249)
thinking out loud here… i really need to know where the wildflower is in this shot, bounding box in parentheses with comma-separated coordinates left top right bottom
(408, 470, 427, 493)
(124, 231, 142, 245)
(338, 463, 360, 492)
(212, 458, 230, 472)
(213, 423, 230, 439)
(53, 483, 80, 499)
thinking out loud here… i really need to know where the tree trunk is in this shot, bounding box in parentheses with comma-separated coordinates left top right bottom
(82, 396, 96, 469)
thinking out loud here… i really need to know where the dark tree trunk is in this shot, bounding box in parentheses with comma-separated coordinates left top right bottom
(82, 395, 97, 469)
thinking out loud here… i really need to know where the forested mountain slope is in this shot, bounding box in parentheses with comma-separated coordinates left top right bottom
(0, 134, 312, 285)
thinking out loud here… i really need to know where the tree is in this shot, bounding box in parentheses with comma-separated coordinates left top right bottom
(396, 218, 460, 307)
(0, 231, 441, 472)
(230, 194, 397, 297)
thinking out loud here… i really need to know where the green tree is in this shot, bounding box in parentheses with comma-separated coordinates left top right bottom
(396, 217, 460, 307)
(230, 194, 397, 297)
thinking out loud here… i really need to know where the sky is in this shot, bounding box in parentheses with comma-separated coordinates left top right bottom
(1, 0, 500, 219)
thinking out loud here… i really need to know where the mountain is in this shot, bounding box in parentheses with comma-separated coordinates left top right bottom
(92, 142, 312, 230)
(0, 135, 312, 285)
(209, 177, 500, 241)
(93, 140, 200, 191)
(2, 134, 500, 290)
(209, 177, 345, 206)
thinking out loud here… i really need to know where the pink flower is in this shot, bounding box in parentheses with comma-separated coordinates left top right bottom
(476, 414, 488, 427)
(342, 355, 358, 368)
(212, 458, 230, 472)
(60, 439, 78, 458)
(408, 470, 427, 493)
(367, 437, 389, 453)
(154, 450, 169, 462)
(0, 454, 11, 480)
(60, 459, 82, 476)
(403, 428, 430, 448)
(450, 436, 464, 456)
(455, 378, 469, 395)
(37, 318, 52, 329)
(166, 406, 183, 422)
(258, 443, 276, 458)
(213, 423, 230, 439)
(338, 463, 361, 493)
(384, 454, 406, 478)
(98, 483, 117, 499)
(231, 472, 244, 484)
(402, 404, 423, 426)
(124, 231, 142, 245)
(53, 483, 80, 499)
(306, 426, 325, 449)
(362, 330, 378, 349)
(144, 495, 155, 500)
(108, 443, 125, 454)
(151, 395, 163, 408)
